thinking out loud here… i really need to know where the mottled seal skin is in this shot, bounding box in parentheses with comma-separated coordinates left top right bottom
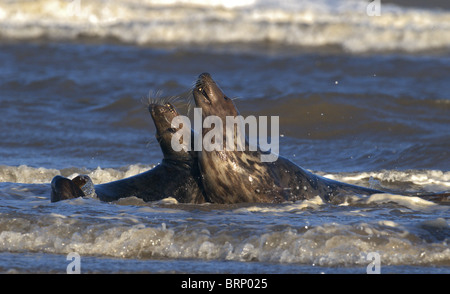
(51, 103, 207, 204)
(193, 72, 383, 204)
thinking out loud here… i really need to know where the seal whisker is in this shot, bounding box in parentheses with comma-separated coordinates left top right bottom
(146, 90, 187, 109)
(183, 89, 195, 116)
(164, 115, 172, 125)
(146, 90, 165, 107)
(186, 98, 193, 117)
(191, 77, 199, 89)
(160, 95, 170, 105)
(167, 95, 182, 105)
(145, 138, 157, 149)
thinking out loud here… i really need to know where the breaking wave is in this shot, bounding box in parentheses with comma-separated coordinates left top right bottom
(1, 0, 449, 53)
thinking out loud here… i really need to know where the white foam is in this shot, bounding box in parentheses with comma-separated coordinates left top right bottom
(1, 163, 448, 271)
(0, 0, 448, 53)
(0, 164, 153, 184)
(233, 195, 324, 213)
(1, 165, 448, 199)
(321, 170, 450, 192)
(421, 218, 449, 229)
(1, 213, 448, 267)
(80, 165, 154, 184)
(148, 0, 256, 9)
(0, 165, 60, 184)
(366, 193, 437, 210)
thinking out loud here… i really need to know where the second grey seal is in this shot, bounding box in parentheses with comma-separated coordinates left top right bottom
(51, 102, 207, 204)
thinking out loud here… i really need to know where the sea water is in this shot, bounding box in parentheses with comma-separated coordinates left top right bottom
(0, 0, 449, 273)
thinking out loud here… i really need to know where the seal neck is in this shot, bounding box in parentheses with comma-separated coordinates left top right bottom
(162, 158, 194, 169)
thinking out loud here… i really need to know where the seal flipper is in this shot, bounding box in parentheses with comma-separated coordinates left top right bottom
(51, 175, 85, 202)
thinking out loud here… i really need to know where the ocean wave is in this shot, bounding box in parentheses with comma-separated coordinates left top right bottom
(0, 0, 449, 53)
(1, 164, 448, 194)
(0, 209, 448, 266)
(320, 170, 450, 192)
(1, 163, 449, 270)
(0, 164, 153, 184)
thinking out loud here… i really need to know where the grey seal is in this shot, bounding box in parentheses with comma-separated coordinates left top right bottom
(192, 72, 384, 204)
(51, 102, 206, 203)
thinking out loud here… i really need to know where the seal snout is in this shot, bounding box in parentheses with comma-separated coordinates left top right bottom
(198, 72, 212, 82)
(195, 72, 213, 89)
(149, 103, 177, 117)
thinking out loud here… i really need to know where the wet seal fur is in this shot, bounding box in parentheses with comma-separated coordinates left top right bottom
(193, 72, 385, 204)
(51, 175, 88, 202)
(50, 102, 206, 203)
(193, 73, 450, 204)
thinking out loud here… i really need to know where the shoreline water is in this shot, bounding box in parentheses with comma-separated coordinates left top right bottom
(0, 0, 449, 274)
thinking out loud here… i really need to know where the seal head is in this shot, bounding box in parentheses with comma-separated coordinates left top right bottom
(193, 73, 280, 203)
(150, 102, 192, 162)
(51, 175, 89, 202)
(193, 72, 239, 121)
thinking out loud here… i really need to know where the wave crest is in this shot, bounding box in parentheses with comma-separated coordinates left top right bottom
(1, 0, 449, 53)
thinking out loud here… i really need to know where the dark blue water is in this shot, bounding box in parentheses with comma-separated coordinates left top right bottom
(0, 0, 449, 274)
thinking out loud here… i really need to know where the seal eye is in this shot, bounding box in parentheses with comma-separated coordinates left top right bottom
(198, 87, 208, 98)
(168, 127, 177, 133)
